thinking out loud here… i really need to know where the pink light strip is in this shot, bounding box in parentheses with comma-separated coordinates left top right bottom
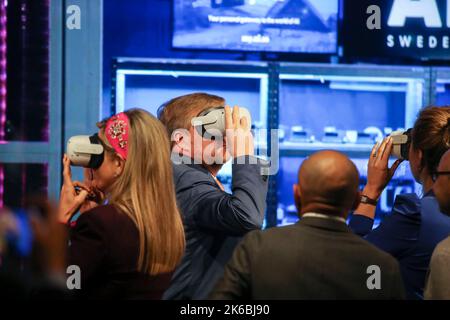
(0, 0, 6, 142)
(0, 165, 4, 208)
(0, 0, 6, 206)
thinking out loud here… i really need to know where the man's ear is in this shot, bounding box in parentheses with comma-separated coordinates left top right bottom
(293, 184, 302, 214)
(352, 190, 362, 211)
(172, 130, 184, 146)
(172, 128, 191, 150)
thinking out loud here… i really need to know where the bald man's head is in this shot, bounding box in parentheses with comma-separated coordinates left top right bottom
(294, 151, 361, 217)
(433, 149, 450, 215)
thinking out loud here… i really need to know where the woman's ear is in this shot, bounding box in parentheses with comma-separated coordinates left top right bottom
(417, 148, 425, 171)
(413, 148, 425, 173)
(114, 154, 126, 177)
(409, 146, 421, 169)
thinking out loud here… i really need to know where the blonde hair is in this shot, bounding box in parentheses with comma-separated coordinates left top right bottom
(98, 108, 185, 275)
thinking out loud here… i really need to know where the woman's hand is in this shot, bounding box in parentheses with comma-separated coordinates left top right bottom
(58, 155, 91, 224)
(364, 137, 404, 200)
(224, 105, 254, 158)
(352, 137, 403, 220)
(78, 168, 105, 214)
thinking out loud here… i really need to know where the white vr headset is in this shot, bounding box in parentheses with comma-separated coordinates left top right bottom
(66, 134, 105, 168)
(389, 128, 412, 160)
(191, 107, 252, 139)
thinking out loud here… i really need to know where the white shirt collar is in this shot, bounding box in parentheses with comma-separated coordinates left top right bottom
(301, 212, 347, 224)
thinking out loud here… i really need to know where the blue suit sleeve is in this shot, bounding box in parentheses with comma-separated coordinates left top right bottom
(187, 156, 269, 236)
(348, 214, 374, 236)
(349, 194, 421, 257)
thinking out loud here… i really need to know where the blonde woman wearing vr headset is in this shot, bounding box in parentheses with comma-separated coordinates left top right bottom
(349, 106, 450, 300)
(157, 93, 268, 300)
(58, 109, 185, 299)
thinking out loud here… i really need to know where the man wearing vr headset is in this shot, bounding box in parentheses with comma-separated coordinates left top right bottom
(158, 93, 268, 300)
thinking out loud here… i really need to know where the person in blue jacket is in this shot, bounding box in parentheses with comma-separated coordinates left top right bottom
(349, 106, 450, 300)
(158, 93, 268, 299)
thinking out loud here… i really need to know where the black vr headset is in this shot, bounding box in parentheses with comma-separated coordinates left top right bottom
(66, 134, 105, 169)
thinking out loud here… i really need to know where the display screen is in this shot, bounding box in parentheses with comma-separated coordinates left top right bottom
(173, 0, 338, 54)
(275, 75, 422, 226)
(343, 0, 450, 60)
(279, 79, 409, 146)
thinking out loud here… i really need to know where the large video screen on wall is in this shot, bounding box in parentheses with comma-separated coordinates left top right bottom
(172, 0, 338, 54)
(343, 0, 450, 60)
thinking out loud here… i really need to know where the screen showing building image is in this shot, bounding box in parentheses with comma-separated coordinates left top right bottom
(173, 0, 338, 53)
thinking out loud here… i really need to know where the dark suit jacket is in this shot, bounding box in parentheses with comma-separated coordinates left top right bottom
(349, 192, 450, 300)
(210, 216, 405, 300)
(163, 155, 268, 300)
(69, 204, 172, 299)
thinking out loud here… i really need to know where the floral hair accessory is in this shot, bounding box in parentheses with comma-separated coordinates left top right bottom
(105, 112, 129, 160)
